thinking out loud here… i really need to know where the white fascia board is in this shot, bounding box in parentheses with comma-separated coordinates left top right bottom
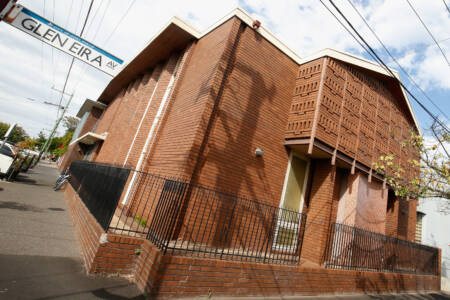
(115, 16, 201, 76)
(117, 7, 302, 77)
(399, 84, 422, 135)
(301, 48, 421, 133)
(69, 132, 106, 146)
(76, 99, 107, 118)
(300, 48, 400, 78)
(198, 7, 302, 64)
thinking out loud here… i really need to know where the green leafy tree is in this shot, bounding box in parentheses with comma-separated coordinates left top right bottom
(63, 116, 79, 133)
(49, 117, 78, 158)
(373, 123, 450, 201)
(0, 122, 29, 144)
(52, 131, 74, 158)
(17, 137, 36, 150)
(49, 136, 64, 153)
(34, 131, 47, 149)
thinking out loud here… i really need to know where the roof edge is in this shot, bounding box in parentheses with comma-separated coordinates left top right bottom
(198, 7, 302, 64)
(112, 16, 201, 81)
(107, 7, 303, 86)
(76, 99, 107, 118)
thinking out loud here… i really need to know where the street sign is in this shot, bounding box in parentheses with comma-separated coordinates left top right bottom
(2, 4, 123, 76)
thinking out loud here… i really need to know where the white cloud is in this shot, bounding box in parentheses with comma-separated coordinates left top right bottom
(0, 0, 448, 138)
(414, 46, 450, 90)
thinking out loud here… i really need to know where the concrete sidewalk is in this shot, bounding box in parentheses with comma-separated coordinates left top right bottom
(195, 293, 450, 300)
(0, 164, 144, 300)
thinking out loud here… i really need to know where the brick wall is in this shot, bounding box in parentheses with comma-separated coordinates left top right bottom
(143, 18, 239, 177)
(385, 190, 399, 237)
(58, 107, 103, 172)
(113, 53, 181, 167)
(133, 18, 300, 253)
(134, 239, 163, 293)
(117, 66, 163, 168)
(79, 107, 103, 137)
(64, 183, 143, 274)
(397, 197, 417, 241)
(336, 170, 359, 226)
(64, 178, 440, 298)
(354, 176, 387, 233)
(58, 143, 83, 172)
(138, 248, 440, 298)
(385, 195, 417, 242)
(189, 20, 297, 204)
(336, 171, 388, 234)
(301, 161, 341, 265)
(91, 49, 187, 168)
(406, 199, 418, 241)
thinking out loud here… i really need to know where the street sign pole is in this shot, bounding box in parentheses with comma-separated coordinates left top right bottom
(37, 94, 73, 162)
(0, 0, 16, 20)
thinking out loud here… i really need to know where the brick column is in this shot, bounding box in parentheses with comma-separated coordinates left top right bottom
(301, 160, 340, 265)
(385, 191, 399, 237)
(406, 199, 418, 242)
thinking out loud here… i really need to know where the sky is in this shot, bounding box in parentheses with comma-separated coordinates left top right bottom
(0, 0, 448, 138)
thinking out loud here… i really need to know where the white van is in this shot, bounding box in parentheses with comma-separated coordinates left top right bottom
(0, 142, 16, 178)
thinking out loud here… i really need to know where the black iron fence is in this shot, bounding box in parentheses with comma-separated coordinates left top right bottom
(109, 171, 307, 264)
(325, 222, 439, 275)
(68, 160, 131, 230)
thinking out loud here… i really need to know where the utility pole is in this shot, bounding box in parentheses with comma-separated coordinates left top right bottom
(51, 86, 71, 118)
(37, 93, 73, 162)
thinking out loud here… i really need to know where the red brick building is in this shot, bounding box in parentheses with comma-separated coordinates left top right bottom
(62, 8, 440, 298)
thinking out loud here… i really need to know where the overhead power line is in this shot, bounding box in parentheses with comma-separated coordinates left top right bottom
(345, 0, 449, 121)
(91, 0, 111, 41)
(39, 0, 94, 160)
(103, 0, 137, 46)
(443, 0, 450, 14)
(319, 0, 371, 55)
(55, 0, 94, 116)
(74, 0, 86, 34)
(64, 0, 75, 28)
(72, 0, 114, 92)
(72, 0, 135, 93)
(405, 0, 450, 67)
(320, 0, 450, 133)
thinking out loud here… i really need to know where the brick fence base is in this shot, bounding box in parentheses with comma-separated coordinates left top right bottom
(65, 184, 143, 274)
(64, 184, 441, 298)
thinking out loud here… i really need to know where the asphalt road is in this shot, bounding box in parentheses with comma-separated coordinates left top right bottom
(0, 163, 144, 300)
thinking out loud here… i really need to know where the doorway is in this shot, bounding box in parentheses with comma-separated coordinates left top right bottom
(273, 153, 309, 252)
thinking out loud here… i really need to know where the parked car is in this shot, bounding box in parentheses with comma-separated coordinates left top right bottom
(20, 149, 39, 172)
(0, 142, 16, 179)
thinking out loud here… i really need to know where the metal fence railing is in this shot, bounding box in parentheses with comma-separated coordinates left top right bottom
(109, 171, 307, 264)
(325, 222, 439, 275)
(68, 160, 131, 230)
